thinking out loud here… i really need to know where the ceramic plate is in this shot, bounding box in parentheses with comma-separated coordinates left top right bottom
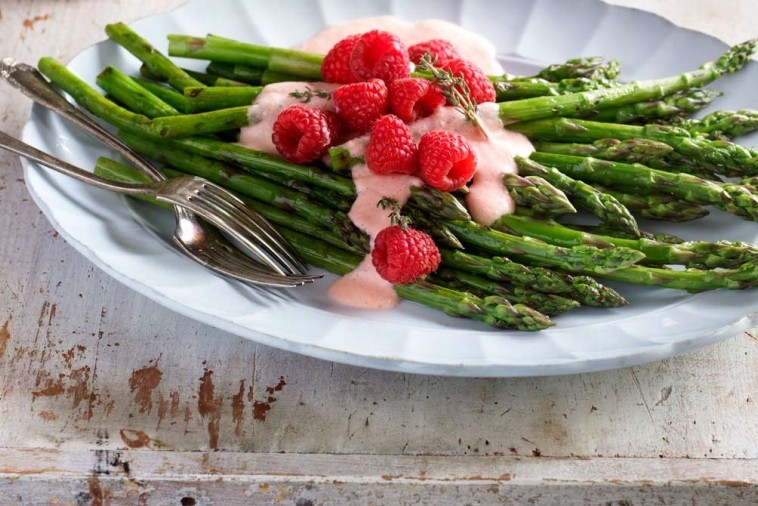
(20, 0, 758, 376)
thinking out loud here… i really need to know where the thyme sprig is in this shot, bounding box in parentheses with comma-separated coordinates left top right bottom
(289, 86, 332, 104)
(378, 197, 412, 230)
(416, 52, 490, 138)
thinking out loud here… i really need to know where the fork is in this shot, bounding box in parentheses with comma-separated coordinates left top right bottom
(0, 128, 323, 287)
(1, 59, 318, 287)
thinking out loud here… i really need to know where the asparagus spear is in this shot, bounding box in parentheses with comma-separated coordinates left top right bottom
(592, 187, 711, 222)
(433, 269, 581, 316)
(533, 138, 726, 184)
(445, 220, 644, 274)
(206, 61, 303, 86)
(132, 77, 189, 113)
(530, 152, 758, 221)
(439, 249, 627, 307)
(510, 117, 758, 178)
(105, 22, 205, 91)
(676, 109, 758, 140)
(497, 39, 756, 122)
(495, 213, 758, 269)
(139, 63, 250, 87)
(167, 34, 324, 80)
(39, 57, 250, 138)
(494, 77, 611, 101)
(532, 139, 674, 165)
(96, 66, 180, 118)
(502, 173, 577, 217)
(182, 85, 262, 113)
(590, 88, 722, 124)
(531, 56, 621, 82)
(596, 261, 758, 292)
(515, 156, 640, 236)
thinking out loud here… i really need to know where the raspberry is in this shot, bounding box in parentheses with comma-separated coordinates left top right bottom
(418, 130, 478, 191)
(442, 58, 496, 104)
(350, 30, 410, 83)
(332, 79, 388, 134)
(372, 225, 441, 284)
(271, 104, 336, 163)
(365, 115, 418, 175)
(408, 39, 461, 67)
(321, 34, 360, 83)
(388, 78, 446, 123)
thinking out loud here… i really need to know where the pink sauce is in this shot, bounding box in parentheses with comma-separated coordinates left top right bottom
(237, 18, 534, 310)
(296, 17, 504, 75)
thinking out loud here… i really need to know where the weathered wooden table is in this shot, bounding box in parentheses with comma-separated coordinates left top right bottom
(1, 1, 757, 504)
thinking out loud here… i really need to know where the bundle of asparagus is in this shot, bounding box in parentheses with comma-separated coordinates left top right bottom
(35, 22, 758, 331)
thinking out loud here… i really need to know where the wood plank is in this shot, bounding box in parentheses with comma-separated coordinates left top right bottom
(2, 449, 758, 505)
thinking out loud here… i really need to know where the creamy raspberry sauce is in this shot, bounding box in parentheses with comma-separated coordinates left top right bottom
(237, 18, 533, 309)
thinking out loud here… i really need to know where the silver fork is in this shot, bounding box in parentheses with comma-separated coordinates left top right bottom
(1, 59, 318, 287)
(0, 129, 319, 287)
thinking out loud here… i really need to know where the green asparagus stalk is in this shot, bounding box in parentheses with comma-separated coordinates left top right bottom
(590, 88, 722, 124)
(532, 139, 674, 165)
(502, 173, 577, 217)
(167, 34, 324, 80)
(205, 61, 266, 84)
(515, 156, 640, 236)
(406, 208, 465, 250)
(182, 85, 262, 113)
(494, 77, 611, 101)
(105, 23, 205, 91)
(592, 186, 711, 222)
(532, 56, 622, 82)
(495, 213, 758, 269)
(497, 39, 756, 122)
(677, 109, 758, 140)
(206, 61, 303, 86)
(433, 268, 581, 316)
(445, 220, 645, 274)
(530, 152, 758, 221)
(596, 261, 758, 292)
(39, 57, 250, 138)
(510, 117, 758, 178)
(38, 57, 153, 135)
(439, 249, 627, 307)
(139, 63, 250, 87)
(132, 77, 189, 113)
(393, 279, 555, 331)
(96, 66, 179, 117)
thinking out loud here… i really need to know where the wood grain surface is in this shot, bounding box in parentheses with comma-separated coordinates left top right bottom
(1, 0, 757, 504)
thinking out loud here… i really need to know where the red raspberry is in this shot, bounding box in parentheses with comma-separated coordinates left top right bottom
(408, 39, 461, 67)
(350, 30, 410, 83)
(332, 79, 388, 134)
(442, 58, 496, 104)
(388, 78, 446, 123)
(321, 34, 360, 83)
(372, 225, 441, 284)
(418, 130, 478, 191)
(272, 105, 336, 163)
(366, 115, 418, 175)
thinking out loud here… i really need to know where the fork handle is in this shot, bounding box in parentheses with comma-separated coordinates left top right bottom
(0, 58, 163, 182)
(0, 129, 152, 197)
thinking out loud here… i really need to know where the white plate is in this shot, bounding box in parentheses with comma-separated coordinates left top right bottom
(20, 0, 758, 377)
